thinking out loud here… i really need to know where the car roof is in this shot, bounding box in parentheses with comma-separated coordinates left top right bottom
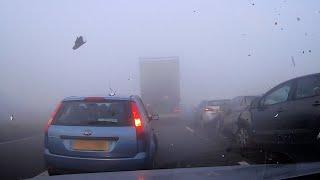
(288, 72, 320, 82)
(264, 72, 320, 94)
(62, 95, 137, 102)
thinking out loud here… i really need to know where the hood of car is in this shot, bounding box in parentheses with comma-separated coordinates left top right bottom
(32, 162, 320, 180)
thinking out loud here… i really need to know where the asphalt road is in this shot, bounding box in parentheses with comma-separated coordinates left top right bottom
(0, 134, 45, 179)
(152, 115, 244, 168)
(1, 114, 320, 179)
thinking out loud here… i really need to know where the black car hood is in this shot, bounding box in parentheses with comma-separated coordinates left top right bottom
(32, 162, 320, 180)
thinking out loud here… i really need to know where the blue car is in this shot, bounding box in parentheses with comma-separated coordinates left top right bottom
(44, 95, 159, 175)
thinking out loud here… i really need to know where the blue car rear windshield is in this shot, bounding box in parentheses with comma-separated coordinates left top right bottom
(53, 100, 131, 126)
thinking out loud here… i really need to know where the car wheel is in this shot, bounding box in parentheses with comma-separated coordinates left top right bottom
(48, 168, 61, 176)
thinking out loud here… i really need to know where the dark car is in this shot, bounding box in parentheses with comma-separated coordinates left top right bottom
(235, 73, 320, 150)
(221, 96, 258, 137)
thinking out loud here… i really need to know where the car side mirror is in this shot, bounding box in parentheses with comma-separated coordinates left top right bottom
(149, 113, 159, 121)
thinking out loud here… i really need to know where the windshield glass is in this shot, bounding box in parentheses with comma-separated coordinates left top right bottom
(53, 101, 130, 126)
(1, 0, 320, 179)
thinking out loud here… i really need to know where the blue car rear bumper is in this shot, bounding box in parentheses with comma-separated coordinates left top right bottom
(44, 149, 147, 172)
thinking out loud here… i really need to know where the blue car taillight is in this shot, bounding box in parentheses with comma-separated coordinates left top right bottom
(44, 102, 62, 148)
(131, 101, 146, 152)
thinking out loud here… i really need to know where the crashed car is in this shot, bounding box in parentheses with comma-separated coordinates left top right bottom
(235, 73, 320, 151)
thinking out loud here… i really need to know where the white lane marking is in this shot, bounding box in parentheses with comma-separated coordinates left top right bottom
(0, 135, 39, 145)
(185, 126, 194, 133)
(238, 161, 250, 165)
(33, 171, 48, 178)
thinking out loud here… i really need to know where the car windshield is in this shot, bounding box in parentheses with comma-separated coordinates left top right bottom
(1, 1, 320, 179)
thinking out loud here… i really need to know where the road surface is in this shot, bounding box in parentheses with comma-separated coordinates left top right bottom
(1, 114, 320, 179)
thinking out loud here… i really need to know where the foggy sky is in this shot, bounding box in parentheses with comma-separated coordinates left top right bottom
(1, 0, 320, 113)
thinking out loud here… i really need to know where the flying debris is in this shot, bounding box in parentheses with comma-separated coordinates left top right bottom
(10, 114, 14, 121)
(302, 50, 305, 54)
(309, 50, 312, 53)
(291, 56, 295, 67)
(109, 88, 117, 96)
(305, 32, 308, 36)
(275, 22, 278, 26)
(72, 36, 86, 50)
(297, 17, 301, 21)
(248, 54, 251, 57)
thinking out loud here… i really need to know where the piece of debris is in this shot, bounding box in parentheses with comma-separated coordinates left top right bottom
(72, 36, 86, 50)
(297, 17, 301, 21)
(305, 32, 308, 36)
(109, 88, 117, 96)
(291, 56, 295, 67)
(221, 154, 225, 158)
(280, 28, 284, 31)
(309, 50, 311, 53)
(302, 50, 305, 54)
(252, 3, 255, 6)
(10, 114, 14, 121)
(248, 54, 251, 57)
(275, 22, 278, 25)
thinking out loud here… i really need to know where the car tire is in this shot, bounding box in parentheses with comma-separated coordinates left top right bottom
(48, 168, 61, 176)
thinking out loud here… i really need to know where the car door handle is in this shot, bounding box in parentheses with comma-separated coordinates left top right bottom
(274, 108, 284, 118)
(312, 101, 320, 107)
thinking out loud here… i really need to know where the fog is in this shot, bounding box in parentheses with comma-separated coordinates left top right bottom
(1, 0, 320, 117)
